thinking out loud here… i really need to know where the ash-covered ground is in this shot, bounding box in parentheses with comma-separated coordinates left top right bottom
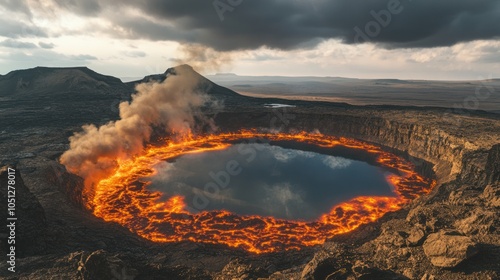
(0, 65, 499, 280)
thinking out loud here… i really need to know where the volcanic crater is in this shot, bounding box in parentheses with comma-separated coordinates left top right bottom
(83, 131, 434, 254)
(0, 65, 499, 279)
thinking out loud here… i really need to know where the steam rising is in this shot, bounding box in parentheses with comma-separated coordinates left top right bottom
(172, 43, 232, 73)
(60, 66, 215, 186)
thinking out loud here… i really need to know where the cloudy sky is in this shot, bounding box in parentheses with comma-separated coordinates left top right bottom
(0, 0, 499, 79)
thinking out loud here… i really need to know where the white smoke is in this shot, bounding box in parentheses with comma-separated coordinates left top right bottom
(172, 43, 233, 73)
(60, 66, 216, 186)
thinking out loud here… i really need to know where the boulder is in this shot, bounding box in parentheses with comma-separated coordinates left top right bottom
(448, 189, 482, 206)
(455, 208, 496, 235)
(422, 230, 478, 268)
(406, 205, 443, 231)
(324, 268, 350, 280)
(352, 261, 407, 280)
(420, 273, 436, 280)
(485, 144, 500, 183)
(216, 259, 269, 280)
(482, 184, 500, 207)
(301, 242, 349, 280)
(406, 227, 426, 246)
(78, 250, 138, 280)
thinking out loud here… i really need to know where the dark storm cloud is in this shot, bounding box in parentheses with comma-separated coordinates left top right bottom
(4, 0, 500, 51)
(109, 15, 193, 42)
(106, 0, 500, 51)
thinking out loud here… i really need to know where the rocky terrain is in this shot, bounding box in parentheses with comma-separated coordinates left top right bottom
(0, 65, 499, 279)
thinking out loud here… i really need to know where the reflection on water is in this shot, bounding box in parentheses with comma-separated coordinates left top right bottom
(148, 143, 396, 221)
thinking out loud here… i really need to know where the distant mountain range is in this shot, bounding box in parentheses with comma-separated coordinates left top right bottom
(0, 66, 124, 95)
(0, 65, 250, 132)
(207, 73, 500, 113)
(1, 66, 499, 116)
(0, 65, 238, 98)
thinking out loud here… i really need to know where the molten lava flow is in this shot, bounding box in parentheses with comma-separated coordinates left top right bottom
(84, 131, 435, 254)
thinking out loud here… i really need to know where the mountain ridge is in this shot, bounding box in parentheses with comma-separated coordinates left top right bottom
(0, 65, 243, 100)
(0, 66, 124, 95)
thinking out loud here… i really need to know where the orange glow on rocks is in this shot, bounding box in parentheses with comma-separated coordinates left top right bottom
(82, 131, 435, 254)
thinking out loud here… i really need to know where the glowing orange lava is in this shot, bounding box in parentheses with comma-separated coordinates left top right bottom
(85, 131, 435, 254)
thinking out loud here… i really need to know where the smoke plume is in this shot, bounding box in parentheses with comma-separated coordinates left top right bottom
(172, 43, 232, 73)
(60, 66, 215, 186)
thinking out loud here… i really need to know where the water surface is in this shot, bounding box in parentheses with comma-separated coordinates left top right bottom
(149, 143, 396, 221)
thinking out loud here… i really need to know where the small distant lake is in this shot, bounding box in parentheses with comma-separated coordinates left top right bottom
(148, 143, 397, 221)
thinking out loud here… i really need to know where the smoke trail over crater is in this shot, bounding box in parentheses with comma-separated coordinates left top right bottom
(172, 43, 233, 73)
(60, 66, 216, 186)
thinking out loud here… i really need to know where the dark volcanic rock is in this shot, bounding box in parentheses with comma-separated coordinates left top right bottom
(215, 259, 268, 280)
(459, 143, 500, 186)
(485, 144, 500, 183)
(0, 166, 47, 257)
(406, 226, 426, 246)
(78, 250, 138, 280)
(0, 66, 123, 95)
(455, 208, 497, 235)
(0, 65, 499, 279)
(45, 162, 86, 209)
(301, 242, 351, 280)
(422, 230, 479, 268)
(482, 184, 500, 207)
(351, 261, 408, 280)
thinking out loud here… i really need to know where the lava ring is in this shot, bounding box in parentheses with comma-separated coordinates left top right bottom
(87, 131, 435, 254)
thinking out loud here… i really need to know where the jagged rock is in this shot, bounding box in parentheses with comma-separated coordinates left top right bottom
(369, 221, 413, 270)
(485, 144, 500, 183)
(376, 229, 408, 248)
(351, 260, 370, 278)
(406, 203, 459, 232)
(216, 259, 268, 280)
(357, 270, 408, 280)
(455, 208, 496, 235)
(78, 250, 138, 280)
(301, 242, 349, 280)
(266, 266, 303, 280)
(458, 150, 490, 185)
(324, 268, 350, 280)
(406, 227, 426, 246)
(422, 230, 479, 268)
(420, 273, 436, 280)
(402, 268, 417, 279)
(0, 166, 47, 256)
(448, 188, 482, 206)
(482, 184, 500, 207)
(351, 261, 407, 280)
(217, 259, 251, 280)
(45, 162, 86, 209)
(406, 206, 428, 226)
